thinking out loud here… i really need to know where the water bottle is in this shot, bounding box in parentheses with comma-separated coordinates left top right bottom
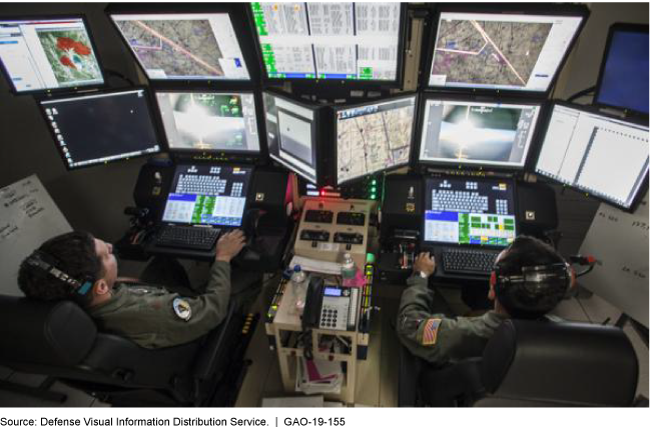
(341, 253, 358, 287)
(291, 265, 308, 314)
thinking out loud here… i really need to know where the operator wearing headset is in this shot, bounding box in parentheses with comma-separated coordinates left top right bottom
(397, 235, 575, 366)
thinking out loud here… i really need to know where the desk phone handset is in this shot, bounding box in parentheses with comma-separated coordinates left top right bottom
(302, 276, 359, 332)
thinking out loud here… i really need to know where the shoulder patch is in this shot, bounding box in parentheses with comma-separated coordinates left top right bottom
(420, 318, 442, 346)
(172, 297, 192, 321)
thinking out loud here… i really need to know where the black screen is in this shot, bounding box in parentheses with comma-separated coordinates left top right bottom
(40, 89, 161, 169)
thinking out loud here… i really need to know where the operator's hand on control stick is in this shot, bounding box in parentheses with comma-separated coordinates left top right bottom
(215, 230, 246, 263)
(413, 252, 436, 278)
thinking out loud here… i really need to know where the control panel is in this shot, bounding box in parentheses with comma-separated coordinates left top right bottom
(295, 198, 371, 269)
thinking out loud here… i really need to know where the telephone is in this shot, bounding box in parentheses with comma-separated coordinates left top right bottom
(302, 276, 359, 332)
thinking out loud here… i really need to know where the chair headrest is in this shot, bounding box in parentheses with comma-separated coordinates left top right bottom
(481, 319, 638, 406)
(0, 295, 97, 367)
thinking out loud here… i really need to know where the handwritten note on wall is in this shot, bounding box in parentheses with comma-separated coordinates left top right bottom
(0, 175, 71, 296)
(579, 194, 649, 326)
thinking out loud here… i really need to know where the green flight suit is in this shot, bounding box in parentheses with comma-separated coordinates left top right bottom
(397, 274, 507, 367)
(88, 261, 231, 349)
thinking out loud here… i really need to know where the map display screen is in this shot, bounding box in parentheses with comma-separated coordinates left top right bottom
(336, 95, 416, 184)
(428, 12, 583, 92)
(111, 13, 250, 81)
(0, 17, 103, 93)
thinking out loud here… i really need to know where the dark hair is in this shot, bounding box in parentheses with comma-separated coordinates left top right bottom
(494, 235, 568, 319)
(18, 231, 103, 305)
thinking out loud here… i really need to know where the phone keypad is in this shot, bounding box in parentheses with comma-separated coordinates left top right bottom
(320, 306, 341, 329)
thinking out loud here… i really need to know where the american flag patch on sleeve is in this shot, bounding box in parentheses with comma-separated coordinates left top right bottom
(420, 318, 442, 346)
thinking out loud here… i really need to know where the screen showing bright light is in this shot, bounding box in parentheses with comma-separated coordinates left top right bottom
(264, 92, 318, 184)
(0, 17, 103, 92)
(110, 13, 250, 80)
(252, 2, 401, 81)
(336, 95, 416, 184)
(428, 12, 583, 92)
(418, 99, 541, 168)
(156, 91, 260, 153)
(535, 104, 649, 210)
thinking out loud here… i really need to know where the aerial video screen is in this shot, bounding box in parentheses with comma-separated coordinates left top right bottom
(419, 99, 541, 168)
(111, 13, 250, 80)
(336, 95, 416, 183)
(156, 91, 260, 153)
(429, 12, 584, 92)
(0, 18, 103, 92)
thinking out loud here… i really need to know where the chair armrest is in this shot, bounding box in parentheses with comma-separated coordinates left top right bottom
(192, 302, 239, 381)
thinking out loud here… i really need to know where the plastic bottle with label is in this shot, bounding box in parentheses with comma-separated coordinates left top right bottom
(291, 265, 308, 314)
(341, 253, 359, 288)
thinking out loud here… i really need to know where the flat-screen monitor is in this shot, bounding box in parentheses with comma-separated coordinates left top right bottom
(252, 2, 403, 81)
(418, 98, 541, 169)
(162, 164, 252, 227)
(535, 103, 649, 211)
(155, 91, 260, 153)
(0, 17, 104, 93)
(335, 94, 416, 184)
(423, 177, 517, 247)
(428, 10, 585, 93)
(264, 91, 319, 184)
(110, 13, 250, 81)
(595, 23, 649, 115)
(39, 88, 161, 170)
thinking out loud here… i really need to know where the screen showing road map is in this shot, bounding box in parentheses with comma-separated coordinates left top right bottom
(428, 12, 583, 92)
(110, 13, 250, 81)
(336, 95, 416, 184)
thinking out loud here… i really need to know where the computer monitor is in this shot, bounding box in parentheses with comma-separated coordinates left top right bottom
(423, 177, 517, 247)
(110, 13, 250, 81)
(335, 94, 416, 184)
(427, 8, 585, 94)
(155, 91, 260, 154)
(594, 23, 649, 115)
(38, 88, 162, 170)
(417, 97, 542, 170)
(534, 103, 649, 211)
(263, 91, 321, 184)
(0, 16, 104, 93)
(251, 2, 404, 82)
(161, 164, 252, 227)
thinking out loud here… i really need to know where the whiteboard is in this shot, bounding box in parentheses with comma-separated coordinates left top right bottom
(0, 175, 72, 296)
(579, 193, 649, 327)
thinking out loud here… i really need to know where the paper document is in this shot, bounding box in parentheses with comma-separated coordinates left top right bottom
(289, 255, 342, 275)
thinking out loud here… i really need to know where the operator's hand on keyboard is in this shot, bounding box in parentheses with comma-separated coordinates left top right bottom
(215, 230, 246, 263)
(413, 252, 436, 278)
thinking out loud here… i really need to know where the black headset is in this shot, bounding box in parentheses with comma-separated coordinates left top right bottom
(24, 250, 95, 297)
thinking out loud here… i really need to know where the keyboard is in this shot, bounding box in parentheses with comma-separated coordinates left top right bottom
(155, 226, 221, 251)
(431, 189, 489, 213)
(176, 174, 241, 196)
(441, 248, 498, 275)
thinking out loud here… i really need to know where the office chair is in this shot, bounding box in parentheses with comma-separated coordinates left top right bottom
(0, 294, 245, 406)
(399, 319, 639, 407)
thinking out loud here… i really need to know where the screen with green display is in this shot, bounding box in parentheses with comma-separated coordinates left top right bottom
(251, 2, 402, 81)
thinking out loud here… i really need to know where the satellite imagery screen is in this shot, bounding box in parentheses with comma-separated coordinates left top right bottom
(431, 18, 552, 87)
(36, 29, 102, 86)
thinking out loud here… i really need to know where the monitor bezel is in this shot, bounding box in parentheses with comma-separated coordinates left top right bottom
(332, 92, 419, 186)
(248, 2, 408, 89)
(35, 86, 163, 171)
(160, 163, 254, 228)
(152, 88, 266, 159)
(532, 100, 650, 213)
(0, 14, 107, 96)
(413, 92, 545, 173)
(420, 174, 519, 250)
(105, 3, 260, 88)
(420, 3, 589, 98)
(263, 89, 330, 186)
(593, 22, 649, 118)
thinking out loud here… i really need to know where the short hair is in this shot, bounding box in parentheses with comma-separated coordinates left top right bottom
(18, 231, 103, 305)
(495, 235, 568, 319)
